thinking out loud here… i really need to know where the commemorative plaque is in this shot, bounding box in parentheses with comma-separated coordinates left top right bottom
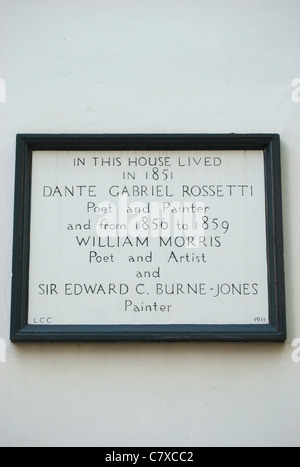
(11, 134, 286, 341)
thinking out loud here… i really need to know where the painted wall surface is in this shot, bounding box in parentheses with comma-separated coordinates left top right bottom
(0, 0, 300, 447)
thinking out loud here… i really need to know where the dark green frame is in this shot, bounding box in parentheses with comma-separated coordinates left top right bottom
(10, 134, 286, 342)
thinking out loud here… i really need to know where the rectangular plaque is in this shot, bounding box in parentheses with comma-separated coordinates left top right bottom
(11, 134, 286, 342)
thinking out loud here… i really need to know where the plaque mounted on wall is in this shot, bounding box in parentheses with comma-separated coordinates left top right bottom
(10, 134, 286, 342)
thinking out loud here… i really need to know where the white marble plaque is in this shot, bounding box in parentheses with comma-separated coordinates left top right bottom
(28, 149, 269, 326)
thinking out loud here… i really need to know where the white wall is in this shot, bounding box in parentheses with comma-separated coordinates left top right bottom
(1, 0, 300, 447)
